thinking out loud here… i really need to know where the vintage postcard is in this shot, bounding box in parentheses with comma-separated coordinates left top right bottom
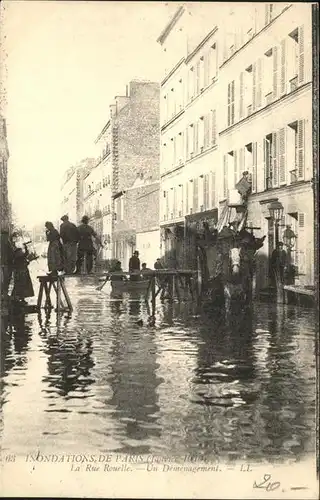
(0, 1, 318, 498)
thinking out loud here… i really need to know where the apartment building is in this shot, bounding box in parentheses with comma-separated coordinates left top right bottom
(112, 80, 160, 268)
(218, 3, 313, 289)
(158, 4, 221, 265)
(83, 81, 160, 266)
(158, 3, 314, 288)
(61, 157, 95, 225)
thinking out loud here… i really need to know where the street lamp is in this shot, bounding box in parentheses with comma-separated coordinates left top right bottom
(268, 200, 284, 246)
(283, 225, 296, 250)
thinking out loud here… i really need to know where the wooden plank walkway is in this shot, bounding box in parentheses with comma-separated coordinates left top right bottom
(283, 284, 315, 305)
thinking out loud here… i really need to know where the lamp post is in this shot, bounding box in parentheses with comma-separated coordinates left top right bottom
(268, 200, 284, 246)
(283, 225, 297, 285)
(268, 201, 284, 303)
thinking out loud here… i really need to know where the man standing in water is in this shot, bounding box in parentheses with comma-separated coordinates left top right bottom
(75, 216, 102, 274)
(271, 241, 287, 286)
(60, 215, 79, 274)
(129, 250, 140, 281)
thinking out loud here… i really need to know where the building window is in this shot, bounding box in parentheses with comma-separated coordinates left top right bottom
(227, 81, 235, 126)
(264, 49, 273, 102)
(223, 155, 228, 199)
(203, 114, 210, 149)
(287, 27, 305, 89)
(178, 184, 183, 217)
(163, 94, 168, 123)
(210, 43, 217, 81)
(198, 175, 204, 211)
(199, 117, 205, 153)
(245, 65, 253, 116)
(288, 120, 305, 182)
(196, 61, 201, 95)
(199, 56, 205, 92)
(204, 173, 209, 210)
(211, 170, 216, 208)
(188, 67, 195, 101)
(265, 4, 274, 26)
(193, 178, 199, 213)
(211, 109, 217, 146)
(265, 133, 277, 189)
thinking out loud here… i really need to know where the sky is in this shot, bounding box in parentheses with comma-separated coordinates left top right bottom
(1, 0, 178, 228)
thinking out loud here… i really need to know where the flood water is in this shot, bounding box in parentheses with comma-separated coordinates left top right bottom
(0, 260, 316, 462)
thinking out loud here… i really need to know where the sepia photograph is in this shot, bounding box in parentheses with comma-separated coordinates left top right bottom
(0, 1, 318, 498)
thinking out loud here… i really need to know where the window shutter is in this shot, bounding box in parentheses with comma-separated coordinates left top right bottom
(263, 138, 267, 190)
(185, 127, 189, 158)
(195, 121, 199, 154)
(257, 58, 263, 108)
(239, 72, 244, 119)
(185, 183, 189, 214)
(196, 61, 200, 94)
(279, 127, 286, 185)
(231, 81, 235, 124)
(181, 131, 185, 162)
(298, 25, 305, 84)
(252, 142, 257, 193)
(173, 187, 177, 217)
(223, 155, 228, 198)
(211, 109, 217, 146)
(265, 4, 269, 25)
(297, 119, 305, 179)
(203, 174, 207, 210)
(272, 132, 278, 187)
(227, 83, 231, 126)
(273, 46, 278, 100)
(233, 150, 238, 187)
(193, 178, 199, 213)
(280, 39, 286, 96)
(211, 171, 216, 207)
(239, 147, 245, 175)
(252, 62, 257, 111)
(165, 190, 169, 219)
(298, 212, 305, 228)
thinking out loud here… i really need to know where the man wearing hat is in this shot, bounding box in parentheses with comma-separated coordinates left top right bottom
(60, 215, 79, 274)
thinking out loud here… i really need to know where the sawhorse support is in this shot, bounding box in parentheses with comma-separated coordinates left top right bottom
(37, 275, 73, 313)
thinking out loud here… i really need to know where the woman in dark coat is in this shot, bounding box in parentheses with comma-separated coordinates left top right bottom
(11, 235, 34, 304)
(45, 222, 64, 275)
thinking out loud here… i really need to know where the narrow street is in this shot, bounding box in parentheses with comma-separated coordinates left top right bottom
(1, 259, 316, 461)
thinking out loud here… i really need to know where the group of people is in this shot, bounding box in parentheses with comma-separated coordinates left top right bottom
(1, 215, 102, 306)
(46, 214, 102, 276)
(109, 251, 163, 284)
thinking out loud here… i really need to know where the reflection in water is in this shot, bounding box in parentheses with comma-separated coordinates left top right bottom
(107, 298, 161, 454)
(0, 272, 316, 460)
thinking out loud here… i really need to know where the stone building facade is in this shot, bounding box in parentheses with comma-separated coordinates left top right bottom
(85, 80, 160, 267)
(112, 80, 160, 269)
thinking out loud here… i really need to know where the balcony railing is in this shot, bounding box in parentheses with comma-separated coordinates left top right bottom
(247, 104, 253, 116)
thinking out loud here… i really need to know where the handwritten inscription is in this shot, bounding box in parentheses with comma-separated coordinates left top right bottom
(253, 474, 280, 492)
